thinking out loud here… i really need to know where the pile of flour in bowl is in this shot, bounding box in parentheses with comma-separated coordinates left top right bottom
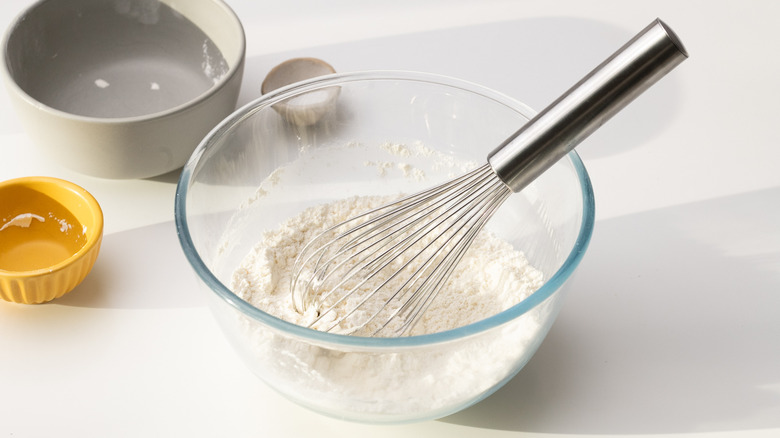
(230, 142, 545, 336)
(231, 194, 544, 336)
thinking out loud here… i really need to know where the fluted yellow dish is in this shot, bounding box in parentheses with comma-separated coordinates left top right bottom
(0, 177, 103, 304)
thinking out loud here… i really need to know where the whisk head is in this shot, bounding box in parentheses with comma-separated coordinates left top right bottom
(290, 163, 512, 337)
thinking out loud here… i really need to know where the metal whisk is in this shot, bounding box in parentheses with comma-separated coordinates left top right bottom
(290, 19, 688, 337)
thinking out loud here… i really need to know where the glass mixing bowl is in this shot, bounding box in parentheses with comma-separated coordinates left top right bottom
(175, 71, 594, 423)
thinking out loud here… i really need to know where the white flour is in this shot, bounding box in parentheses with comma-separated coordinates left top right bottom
(232, 195, 544, 336)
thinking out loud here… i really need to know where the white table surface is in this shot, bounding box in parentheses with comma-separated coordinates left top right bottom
(1, 1, 779, 437)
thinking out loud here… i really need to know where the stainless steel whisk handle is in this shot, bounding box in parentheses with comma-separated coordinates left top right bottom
(487, 18, 688, 192)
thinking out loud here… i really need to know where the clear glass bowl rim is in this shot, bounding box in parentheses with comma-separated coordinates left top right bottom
(175, 70, 595, 348)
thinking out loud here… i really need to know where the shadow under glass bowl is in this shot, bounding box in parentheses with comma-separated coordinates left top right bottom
(175, 71, 595, 424)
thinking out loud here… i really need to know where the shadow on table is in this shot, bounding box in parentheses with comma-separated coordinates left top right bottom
(241, 15, 686, 162)
(443, 186, 780, 434)
(55, 220, 203, 309)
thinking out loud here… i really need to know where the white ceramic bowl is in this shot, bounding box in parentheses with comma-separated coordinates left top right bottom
(1, 0, 245, 179)
(176, 71, 595, 423)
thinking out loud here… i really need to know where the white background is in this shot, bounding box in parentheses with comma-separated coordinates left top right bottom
(1, 1, 778, 437)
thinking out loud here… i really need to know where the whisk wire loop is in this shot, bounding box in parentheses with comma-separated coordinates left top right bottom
(290, 165, 494, 307)
(378, 178, 512, 335)
(290, 164, 513, 336)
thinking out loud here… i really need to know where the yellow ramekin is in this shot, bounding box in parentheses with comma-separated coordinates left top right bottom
(0, 177, 103, 304)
